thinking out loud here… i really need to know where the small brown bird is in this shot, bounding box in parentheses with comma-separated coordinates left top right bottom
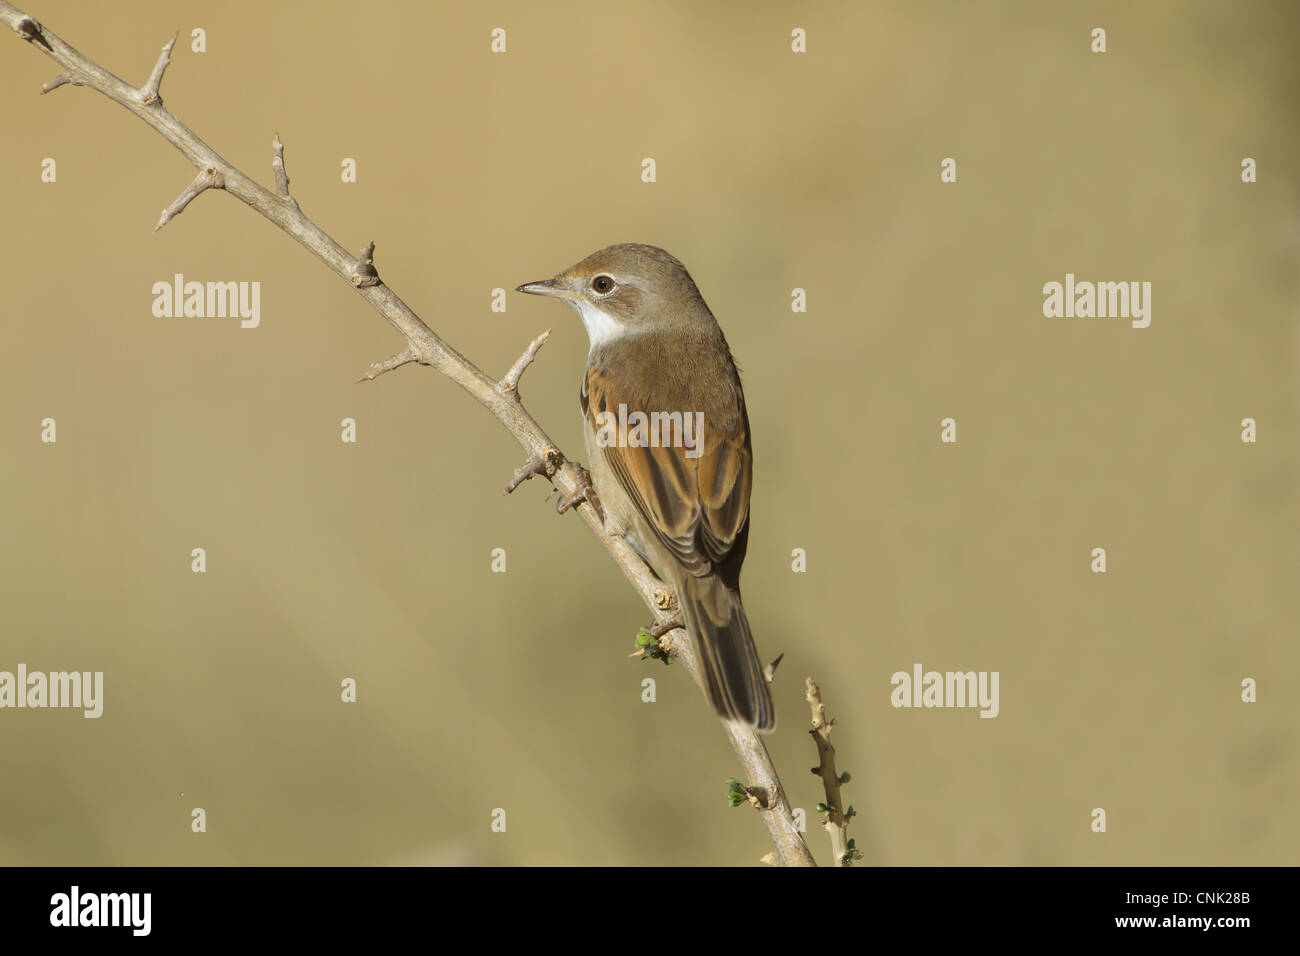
(518, 244, 774, 731)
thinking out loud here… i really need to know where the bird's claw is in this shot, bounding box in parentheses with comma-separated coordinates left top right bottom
(557, 464, 604, 524)
(647, 617, 684, 639)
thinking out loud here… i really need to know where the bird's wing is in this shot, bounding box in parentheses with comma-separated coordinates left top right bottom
(581, 362, 751, 579)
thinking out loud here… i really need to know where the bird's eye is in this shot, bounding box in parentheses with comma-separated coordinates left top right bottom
(590, 275, 615, 295)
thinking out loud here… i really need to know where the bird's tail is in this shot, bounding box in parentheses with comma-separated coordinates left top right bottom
(677, 573, 776, 732)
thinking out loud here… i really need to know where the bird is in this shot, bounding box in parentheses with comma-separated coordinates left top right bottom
(517, 243, 775, 731)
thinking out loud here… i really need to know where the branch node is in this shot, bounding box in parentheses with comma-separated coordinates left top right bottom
(357, 346, 419, 382)
(139, 33, 177, 105)
(154, 165, 225, 232)
(497, 328, 551, 397)
(13, 15, 51, 50)
(350, 241, 380, 288)
(651, 586, 676, 611)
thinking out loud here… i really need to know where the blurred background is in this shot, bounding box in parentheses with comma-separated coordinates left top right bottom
(0, 0, 1296, 865)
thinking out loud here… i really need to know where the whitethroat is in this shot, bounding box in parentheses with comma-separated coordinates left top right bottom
(518, 243, 774, 731)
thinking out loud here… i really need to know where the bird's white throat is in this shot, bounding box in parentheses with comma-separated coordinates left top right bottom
(569, 298, 626, 353)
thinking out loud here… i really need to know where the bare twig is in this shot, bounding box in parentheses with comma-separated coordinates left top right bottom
(498, 328, 550, 397)
(503, 447, 561, 495)
(806, 677, 858, 866)
(0, 0, 815, 867)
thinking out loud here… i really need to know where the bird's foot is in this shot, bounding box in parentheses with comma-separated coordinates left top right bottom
(556, 463, 604, 524)
(647, 617, 684, 639)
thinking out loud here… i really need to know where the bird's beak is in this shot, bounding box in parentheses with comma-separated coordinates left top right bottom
(515, 277, 575, 299)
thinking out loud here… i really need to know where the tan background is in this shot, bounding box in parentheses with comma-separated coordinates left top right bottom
(1, 0, 1296, 865)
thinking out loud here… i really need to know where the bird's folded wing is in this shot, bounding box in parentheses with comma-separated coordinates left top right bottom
(581, 363, 751, 577)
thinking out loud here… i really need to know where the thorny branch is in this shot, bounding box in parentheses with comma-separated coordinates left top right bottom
(0, 2, 819, 866)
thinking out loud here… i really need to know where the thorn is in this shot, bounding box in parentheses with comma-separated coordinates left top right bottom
(272, 132, 294, 199)
(41, 71, 72, 95)
(140, 33, 178, 105)
(764, 653, 784, 683)
(357, 347, 418, 382)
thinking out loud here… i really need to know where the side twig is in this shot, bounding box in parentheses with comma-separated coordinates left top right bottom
(155, 164, 223, 231)
(806, 677, 860, 866)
